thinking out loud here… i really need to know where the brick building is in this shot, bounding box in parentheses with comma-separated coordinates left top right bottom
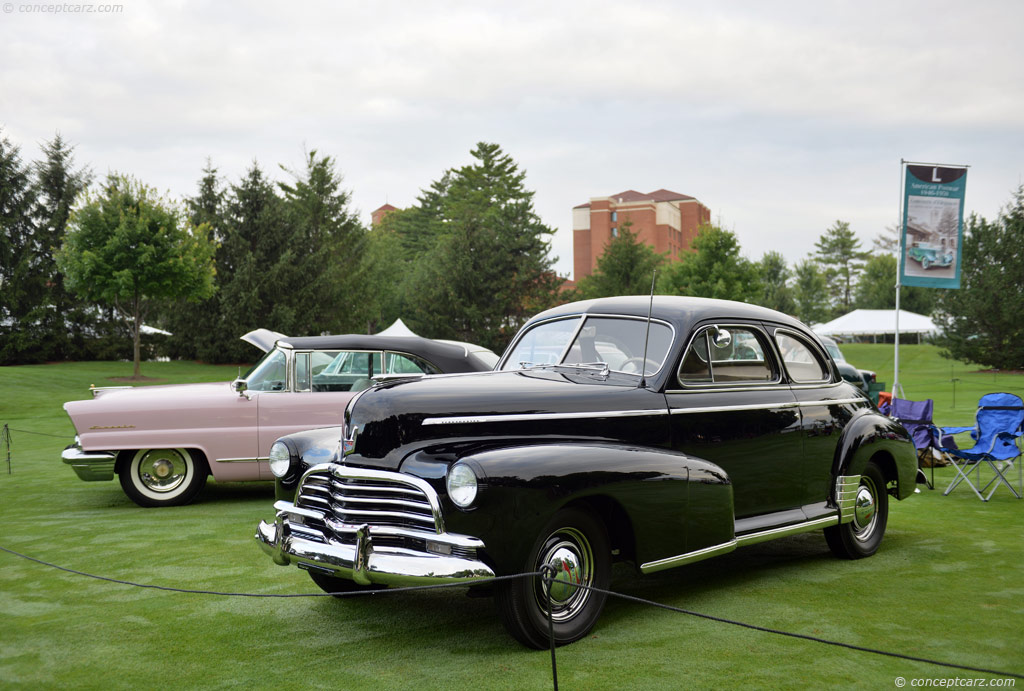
(371, 203, 398, 227)
(572, 189, 711, 280)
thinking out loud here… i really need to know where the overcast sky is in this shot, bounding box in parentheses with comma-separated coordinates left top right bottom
(2, 0, 1022, 279)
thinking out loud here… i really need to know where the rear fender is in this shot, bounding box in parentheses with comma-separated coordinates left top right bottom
(833, 408, 916, 500)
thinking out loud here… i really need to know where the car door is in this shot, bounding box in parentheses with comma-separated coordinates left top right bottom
(769, 326, 868, 512)
(664, 322, 804, 521)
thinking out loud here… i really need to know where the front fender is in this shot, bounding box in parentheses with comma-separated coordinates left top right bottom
(436, 442, 734, 575)
(833, 408, 916, 500)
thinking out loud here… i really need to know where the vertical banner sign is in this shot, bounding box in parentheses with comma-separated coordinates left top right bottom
(900, 165, 967, 289)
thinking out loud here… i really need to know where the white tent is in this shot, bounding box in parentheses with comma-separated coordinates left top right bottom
(375, 318, 419, 338)
(814, 309, 939, 341)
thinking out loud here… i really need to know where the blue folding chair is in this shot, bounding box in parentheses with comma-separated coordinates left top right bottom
(940, 392, 1024, 501)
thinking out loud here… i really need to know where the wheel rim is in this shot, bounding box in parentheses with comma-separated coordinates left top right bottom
(852, 475, 879, 542)
(533, 527, 594, 623)
(135, 449, 189, 493)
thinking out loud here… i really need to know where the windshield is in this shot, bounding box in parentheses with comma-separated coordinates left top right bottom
(824, 343, 844, 361)
(503, 316, 673, 376)
(244, 349, 287, 391)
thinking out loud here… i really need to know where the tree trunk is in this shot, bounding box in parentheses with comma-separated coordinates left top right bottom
(132, 288, 141, 379)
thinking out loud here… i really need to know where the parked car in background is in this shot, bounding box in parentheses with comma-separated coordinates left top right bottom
(257, 296, 917, 648)
(907, 242, 955, 270)
(818, 335, 876, 393)
(61, 330, 497, 507)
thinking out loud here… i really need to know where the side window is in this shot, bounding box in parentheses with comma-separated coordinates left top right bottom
(677, 326, 774, 386)
(775, 332, 829, 383)
(246, 350, 287, 392)
(295, 352, 310, 392)
(385, 352, 440, 375)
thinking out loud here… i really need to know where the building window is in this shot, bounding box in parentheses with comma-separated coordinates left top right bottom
(611, 227, 618, 237)
(611, 211, 618, 222)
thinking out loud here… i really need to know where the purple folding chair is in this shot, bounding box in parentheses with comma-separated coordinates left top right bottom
(889, 397, 953, 491)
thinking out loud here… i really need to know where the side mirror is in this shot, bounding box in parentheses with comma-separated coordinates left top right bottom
(233, 379, 248, 395)
(712, 328, 732, 349)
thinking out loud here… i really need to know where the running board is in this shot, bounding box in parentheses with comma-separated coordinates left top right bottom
(639, 514, 839, 574)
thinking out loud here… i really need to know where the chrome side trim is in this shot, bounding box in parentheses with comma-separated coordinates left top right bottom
(835, 475, 862, 524)
(218, 457, 266, 463)
(422, 409, 667, 426)
(735, 515, 839, 546)
(640, 539, 738, 574)
(422, 398, 867, 426)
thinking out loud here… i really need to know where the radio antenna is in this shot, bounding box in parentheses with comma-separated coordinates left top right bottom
(638, 270, 657, 389)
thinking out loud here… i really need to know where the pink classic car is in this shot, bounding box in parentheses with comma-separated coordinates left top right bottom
(62, 330, 497, 507)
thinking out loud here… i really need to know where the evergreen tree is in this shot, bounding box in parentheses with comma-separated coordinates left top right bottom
(0, 130, 39, 363)
(30, 134, 94, 360)
(162, 161, 226, 360)
(575, 221, 665, 299)
(57, 175, 217, 377)
(402, 143, 560, 351)
(658, 225, 759, 302)
(278, 150, 369, 335)
(792, 259, 831, 325)
(936, 188, 1024, 370)
(756, 251, 796, 314)
(814, 220, 869, 314)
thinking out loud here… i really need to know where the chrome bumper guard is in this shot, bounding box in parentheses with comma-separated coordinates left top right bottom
(61, 439, 116, 481)
(256, 500, 495, 587)
(836, 474, 862, 524)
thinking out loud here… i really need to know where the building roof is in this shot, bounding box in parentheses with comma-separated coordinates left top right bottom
(373, 203, 398, 213)
(574, 189, 696, 209)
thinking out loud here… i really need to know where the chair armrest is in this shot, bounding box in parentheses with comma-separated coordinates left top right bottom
(941, 426, 974, 435)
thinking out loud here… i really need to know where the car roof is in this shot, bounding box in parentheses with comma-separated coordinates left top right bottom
(527, 296, 807, 332)
(273, 334, 495, 373)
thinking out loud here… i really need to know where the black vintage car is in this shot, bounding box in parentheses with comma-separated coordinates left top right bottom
(257, 297, 917, 648)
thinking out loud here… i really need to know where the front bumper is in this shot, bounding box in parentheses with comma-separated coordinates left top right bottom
(61, 439, 116, 481)
(256, 500, 495, 587)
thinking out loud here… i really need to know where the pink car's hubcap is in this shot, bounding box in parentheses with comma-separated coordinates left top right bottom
(138, 449, 188, 492)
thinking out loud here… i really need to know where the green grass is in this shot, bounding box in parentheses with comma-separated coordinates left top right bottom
(2, 356, 1023, 689)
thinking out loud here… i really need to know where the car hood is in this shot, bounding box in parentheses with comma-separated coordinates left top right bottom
(345, 369, 666, 470)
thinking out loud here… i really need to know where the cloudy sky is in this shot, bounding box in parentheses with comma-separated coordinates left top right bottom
(2, 0, 1021, 279)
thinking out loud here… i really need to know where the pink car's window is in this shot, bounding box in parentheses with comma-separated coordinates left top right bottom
(247, 350, 287, 391)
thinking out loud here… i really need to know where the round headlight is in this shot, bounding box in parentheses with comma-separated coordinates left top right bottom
(268, 441, 292, 478)
(446, 463, 478, 508)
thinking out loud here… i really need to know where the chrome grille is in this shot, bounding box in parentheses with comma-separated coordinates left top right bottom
(295, 465, 443, 536)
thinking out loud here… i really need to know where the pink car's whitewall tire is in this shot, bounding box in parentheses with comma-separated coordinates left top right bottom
(119, 448, 208, 507)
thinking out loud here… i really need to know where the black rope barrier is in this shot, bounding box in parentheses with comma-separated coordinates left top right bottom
(4, 426, 70, 439)
(2, 544, 1023, 683)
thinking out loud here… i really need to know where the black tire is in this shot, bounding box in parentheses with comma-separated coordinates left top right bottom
(118, 448, 207, 507)
(308, 571, 386, 597)
(824, 461, 889, 559)
(495, 507, 611, 649)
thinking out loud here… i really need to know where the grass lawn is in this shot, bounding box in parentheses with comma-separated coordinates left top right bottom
(2, 355, 1023, 689)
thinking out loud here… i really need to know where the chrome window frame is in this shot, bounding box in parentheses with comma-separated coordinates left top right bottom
(671, 322, 781, 391)
(773, 327, 833, 385)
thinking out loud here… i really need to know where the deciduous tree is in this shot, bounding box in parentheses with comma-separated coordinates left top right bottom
(792, 259, 830, 325)
(756, 251, 795, 314)
(658, 225, 759, 302)
(58, 175, 216, 377)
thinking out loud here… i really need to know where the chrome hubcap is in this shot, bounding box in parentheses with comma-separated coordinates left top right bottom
(852, 478, 878, 542)
(534, 528, 593, 622)
(138, 449, 188, 493)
